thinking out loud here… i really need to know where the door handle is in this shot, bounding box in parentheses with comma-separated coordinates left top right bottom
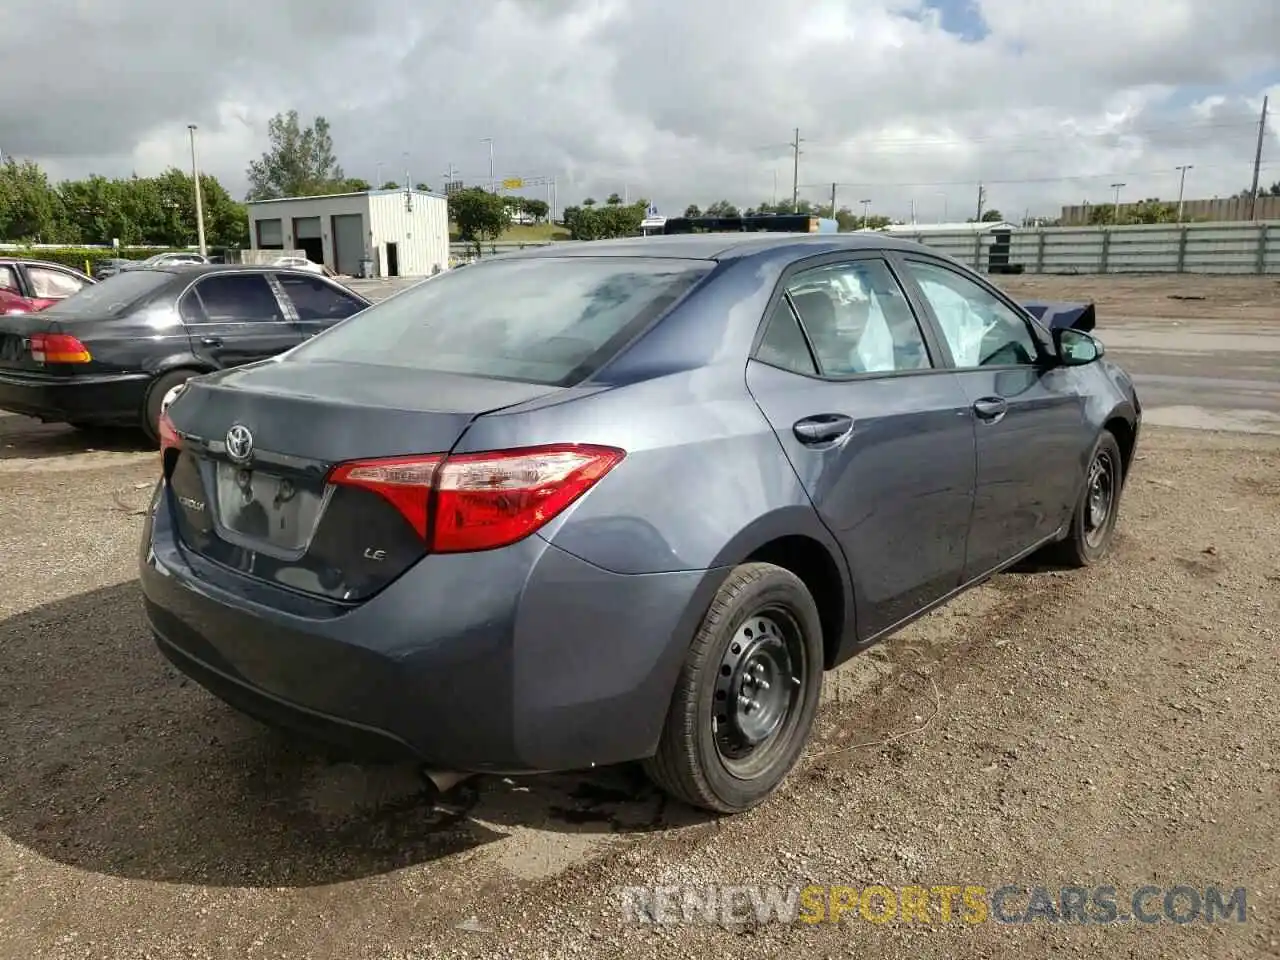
(200, 336, 223, 346)
(793, 414, 854, 445)
(972, 396, 1008, 422)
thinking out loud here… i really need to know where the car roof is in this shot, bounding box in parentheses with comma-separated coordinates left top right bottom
(503, 231, 933, 261)
(0, 256, 88, 269)
(143, 264, 321, 277)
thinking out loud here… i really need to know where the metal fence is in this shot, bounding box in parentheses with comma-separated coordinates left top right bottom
(890, 221, 1280, 275)
(448, 222, 1280, 275)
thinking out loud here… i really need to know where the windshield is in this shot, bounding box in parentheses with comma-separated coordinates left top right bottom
(286, 256, 712, 385)
(43, 269, 172, 317)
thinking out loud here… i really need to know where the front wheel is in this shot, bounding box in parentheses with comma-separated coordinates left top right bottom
(643, 563, 824, 814)
(1050, 429, 1124, 567)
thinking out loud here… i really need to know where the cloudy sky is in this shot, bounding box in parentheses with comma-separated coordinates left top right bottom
(3, 0, 1278, 222)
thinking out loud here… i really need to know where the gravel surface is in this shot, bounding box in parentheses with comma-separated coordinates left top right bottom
(1, 427, 1276, 959)
(1, 272, 1278, 958)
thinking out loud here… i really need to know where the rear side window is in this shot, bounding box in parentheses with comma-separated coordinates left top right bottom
(190, 274, 284, 322)
(277, 274, 365, 321)
(43, 269, 171, 317)
(286, 256, 712, 385)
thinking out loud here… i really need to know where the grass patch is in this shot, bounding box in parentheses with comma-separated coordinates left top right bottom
(448, 222, 570, 243)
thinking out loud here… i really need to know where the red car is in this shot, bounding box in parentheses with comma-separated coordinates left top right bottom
(0, 258, 95, 314)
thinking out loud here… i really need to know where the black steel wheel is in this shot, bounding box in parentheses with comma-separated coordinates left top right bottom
(643, 562, 824, 814)
(1051, 429, 1125, 567)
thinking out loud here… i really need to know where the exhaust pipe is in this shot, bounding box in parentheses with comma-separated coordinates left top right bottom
(422, 769, 472, 794)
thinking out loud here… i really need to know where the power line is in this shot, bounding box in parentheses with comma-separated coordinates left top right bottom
(795, 160, 1280, 191)
(795, 119, 1262, 150)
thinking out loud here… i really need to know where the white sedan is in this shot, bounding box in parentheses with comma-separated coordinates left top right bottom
(272, 256, 326, 275)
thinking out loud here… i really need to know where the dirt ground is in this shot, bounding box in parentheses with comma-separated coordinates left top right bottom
(1, 274, 1278, 959)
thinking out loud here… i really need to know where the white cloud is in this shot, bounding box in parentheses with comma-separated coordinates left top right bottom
(0, 0, 1277, 219)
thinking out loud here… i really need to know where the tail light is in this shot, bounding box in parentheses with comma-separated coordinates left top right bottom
(30, 333, 91, 364)
(158, 410, 182, 464)
(329, 444, 625, 553)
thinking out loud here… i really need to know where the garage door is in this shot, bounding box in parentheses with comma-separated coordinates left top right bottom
(256, 218, 283, 249)
(293, 216, 321, 239)
(331, 214, 364, 277)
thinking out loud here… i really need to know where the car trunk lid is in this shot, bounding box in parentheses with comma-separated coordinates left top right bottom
(163, 358, 566, 601)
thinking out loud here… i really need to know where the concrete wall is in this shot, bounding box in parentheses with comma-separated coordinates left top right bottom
(247, 194, 372, 272)
(1060, 196, 1280, 225)
(884, 221, 1280, 275)
(367, 191, 450, 277)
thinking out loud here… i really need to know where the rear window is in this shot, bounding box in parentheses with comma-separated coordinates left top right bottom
(43, 269, 172, 317)
(285, 256, 712, 385)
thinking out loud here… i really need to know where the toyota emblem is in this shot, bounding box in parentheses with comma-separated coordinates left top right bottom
(225, 424, 254, 464)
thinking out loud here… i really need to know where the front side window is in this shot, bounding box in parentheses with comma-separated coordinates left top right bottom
(0, 266, 17, 291)
(286, 256, 712, 385)
(902, 260, 1040, 368)
(277, 274, 364, 321)
(784, 259, 932, 376)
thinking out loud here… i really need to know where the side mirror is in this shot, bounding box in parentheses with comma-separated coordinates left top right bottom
(1053, 328, 1103, 366)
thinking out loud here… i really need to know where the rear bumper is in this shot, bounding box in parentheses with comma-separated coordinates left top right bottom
(139, 482, 725, 773)
(0, 369, 149, 425)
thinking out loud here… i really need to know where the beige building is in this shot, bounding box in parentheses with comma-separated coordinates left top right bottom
(247, 188, 450, 277)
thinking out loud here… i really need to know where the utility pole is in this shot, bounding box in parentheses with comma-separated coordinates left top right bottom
(1175, 164, 1193, 221)
(1111, 182, 1125, 222)
(187, 125, 206, 258)
(790, 128, 804, 213)
(480, 137, 495, 192)
(860, 198, 872, 228)
(772, 170, 778, 206)
(1248, 95, 1268, 220)
(829, 182, 837, 218)
(975, 182, 986, 222)
(910, 197, 916, 225)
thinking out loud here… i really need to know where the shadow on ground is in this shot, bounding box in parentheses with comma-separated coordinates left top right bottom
(0, 416, 152, 460)
(0, 581, 707, 888)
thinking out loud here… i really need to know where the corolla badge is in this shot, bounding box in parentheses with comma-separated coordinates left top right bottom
(225, 424, 254, 464)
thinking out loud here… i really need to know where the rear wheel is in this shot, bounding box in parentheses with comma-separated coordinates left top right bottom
(142, 369, 197, 443)
(1050, 429, 1124, 567)
(643, 562, 823, 814)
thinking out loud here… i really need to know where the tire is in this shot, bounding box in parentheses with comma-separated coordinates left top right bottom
(1049, 429, 1124, 567)
(142, 369, 197, 443)
(643, 562, 824, 814)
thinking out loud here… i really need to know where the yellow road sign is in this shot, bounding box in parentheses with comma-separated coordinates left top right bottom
(501, 178, 523, 189)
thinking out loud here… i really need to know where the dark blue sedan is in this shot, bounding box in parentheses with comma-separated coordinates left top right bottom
(140, 232, 1140, 813)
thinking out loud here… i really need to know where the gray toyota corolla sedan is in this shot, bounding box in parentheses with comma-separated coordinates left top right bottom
(140, 231, 1141, 813)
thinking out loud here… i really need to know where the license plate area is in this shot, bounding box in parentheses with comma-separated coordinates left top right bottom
(212, 461, 330, 556)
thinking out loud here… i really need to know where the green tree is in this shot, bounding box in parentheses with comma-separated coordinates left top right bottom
(0, 159, 65, 242)
(683, 203, 702, 217)
(245, 110, 346, 201)
(344, 178, 372, 192)
(705, 200, 740, 217)
(563, 198, 646, 240)
(448, 186, 510, 255)
(380, 180, 401, 190)
(523, 198, 549, 222)
(980, 209, 1004, 222)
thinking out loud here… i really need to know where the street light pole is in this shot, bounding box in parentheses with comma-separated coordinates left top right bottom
(860, 199, 872, 229)
(1110, 182, 1125, 223)
(1175, 165, 1193, 222)
(480, 138, 495, 192)
(187, 125, 207, 258)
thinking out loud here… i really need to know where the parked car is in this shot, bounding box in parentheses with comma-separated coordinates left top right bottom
(0, 264, 370, 439)
(0, 257, 95, 312)
(140, 233, 1140, 814)
(96, 252, 210, 280)
(271, 255, 328, 276)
